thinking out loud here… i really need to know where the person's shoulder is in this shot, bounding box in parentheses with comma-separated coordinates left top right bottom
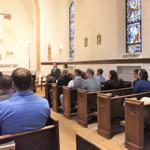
(0, 96, 13, 109)
(35, 96, 49, 104)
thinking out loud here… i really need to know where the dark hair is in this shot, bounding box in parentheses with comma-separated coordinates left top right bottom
(74, 69, 82, 76)
(97, 69, 103, 75)
(63, 64, 68, 68)
(0, 72, 3, 77)
(110, 70, 118, 81)
(139, 69, 148, 81)
(0, 75, 12, 90)
(86, 68, 94, 76)
(12, 68, 32, 91)
(133, 69, 139, 74)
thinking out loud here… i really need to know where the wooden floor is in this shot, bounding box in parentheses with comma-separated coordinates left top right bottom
(36, 87, 127, 150)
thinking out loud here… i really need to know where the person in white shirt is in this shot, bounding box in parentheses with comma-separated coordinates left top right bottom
(60, 69, 84, 109)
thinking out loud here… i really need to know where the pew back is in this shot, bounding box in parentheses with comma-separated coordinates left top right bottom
(76, 133, 105, 150)
(0, 119, 60, 150)
(97, 91, 150, 139)
(77, 87, 133, 128)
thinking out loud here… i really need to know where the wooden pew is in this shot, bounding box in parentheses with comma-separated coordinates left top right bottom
(125, 99, 150, 150)
(63, 87, 77, 118)
(0, 142, 15, 150)
(77, 89, 97, 127)
(76, 133, 106, 150)
(77, 87, 133, 127)
(51, 83, 63, 112)
(97, 92, 150, 139)
(0, 118, 60, 150)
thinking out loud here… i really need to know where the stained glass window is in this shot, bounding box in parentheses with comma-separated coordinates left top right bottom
(69, 2, 75, 58)
(126, 0, 142, 53)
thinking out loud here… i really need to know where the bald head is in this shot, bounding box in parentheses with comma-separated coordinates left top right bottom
(12, 68, 32, 91)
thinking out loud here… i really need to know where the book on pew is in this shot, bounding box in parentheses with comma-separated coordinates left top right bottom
(0, 141, 15, 150)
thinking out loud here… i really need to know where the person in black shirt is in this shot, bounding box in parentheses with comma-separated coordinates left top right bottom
(57, 70, 72, 86)
(104, 70, 124, 90)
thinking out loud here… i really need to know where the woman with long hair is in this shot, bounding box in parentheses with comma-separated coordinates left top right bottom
(103, 70, 124, 90)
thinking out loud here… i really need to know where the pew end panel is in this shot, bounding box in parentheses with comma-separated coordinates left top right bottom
(0, 118, 60, 150)
(77, 89, 97, 127)
(63, 87, 77, 118)
(77, 89, 88, 127)
(97, 93, 112, 139)
(125, 99, 145, 150)
(52, 84, 63, 112)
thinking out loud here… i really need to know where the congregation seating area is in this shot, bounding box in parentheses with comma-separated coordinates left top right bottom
(1, 65, 150, 150)
(1, 0, 150, 149)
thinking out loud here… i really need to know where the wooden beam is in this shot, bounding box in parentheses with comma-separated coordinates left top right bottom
(41, 58, 150, 65)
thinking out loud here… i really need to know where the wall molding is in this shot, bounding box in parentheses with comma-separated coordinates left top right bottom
(41, 58, 150, 65)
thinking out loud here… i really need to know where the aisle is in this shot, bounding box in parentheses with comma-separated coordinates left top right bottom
(36, 87, 127, 150)
(51, 111, 127, 150)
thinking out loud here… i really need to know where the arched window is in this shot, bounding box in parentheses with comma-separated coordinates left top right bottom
(69, 2, 75, 58)
(126, 0, 142, 53)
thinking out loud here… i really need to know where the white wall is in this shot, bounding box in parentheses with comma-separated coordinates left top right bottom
(0, 0, 36, 70)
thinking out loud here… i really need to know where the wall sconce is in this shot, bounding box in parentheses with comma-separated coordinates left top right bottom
(84, 37, 88, 47)
(97, 34, 101, 45)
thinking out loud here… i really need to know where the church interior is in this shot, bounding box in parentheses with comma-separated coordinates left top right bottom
(0, 0, 150, 150)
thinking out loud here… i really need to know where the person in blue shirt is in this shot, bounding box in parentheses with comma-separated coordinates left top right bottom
(133, 69, 150, 93)
(0, 68, 50, 135)
(95, 68, 106, 85)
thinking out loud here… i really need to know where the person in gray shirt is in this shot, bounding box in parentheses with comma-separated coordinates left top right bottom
(0, 75, 13, 101)
(82, 68, 100, 92)
(60, 69, 84, 109)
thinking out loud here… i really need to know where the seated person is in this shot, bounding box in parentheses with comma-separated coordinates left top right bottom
(68, 69, 84, 88)
(45, 63, 61, 104)
(82, 68, 100, 92)
(103, 70, 124, 90)
(56, 69, 72, 86)
(47, 63, 61, 83)
(133, 69, 150, 93)
(95, 68, 106, 85)
(60, 69, 84, 108)
(0, 68, 50, 135)
(0, 75, 13, 101)
(133, 69, 139, 87)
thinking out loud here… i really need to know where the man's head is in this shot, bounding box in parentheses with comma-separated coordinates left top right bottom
(74, 69, 82, 78)
(12, 68, 32, 91)
(86, 68, 94, 79)
(61, 69, 68, 77)
(0, 75, 12, 94)
(133, 69, 139, 80)
(53, 63, 57, 68)
(97, 68, 104, 76)
(138, 69, 148, 81)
